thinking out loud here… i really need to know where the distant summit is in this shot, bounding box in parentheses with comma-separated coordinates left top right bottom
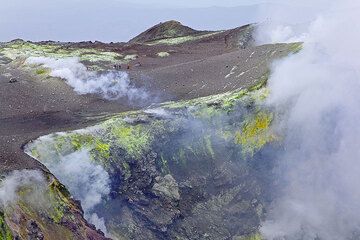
(129, 20, 205, 44)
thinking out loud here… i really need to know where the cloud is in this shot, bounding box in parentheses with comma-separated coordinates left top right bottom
(26, 57, 148, 102)
(257, 1, 360, 239)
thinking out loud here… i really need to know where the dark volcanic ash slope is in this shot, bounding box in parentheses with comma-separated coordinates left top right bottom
(0, 21, 300, 239)
(128, 20, 202, 44)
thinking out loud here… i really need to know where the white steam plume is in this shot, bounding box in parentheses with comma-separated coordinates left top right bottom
(0, 170, 45, 208)
(26, 57, 148, 101)
(255, 1, 329, 44)
(46, 150, 110, 234)
(258, 1, 360, 240)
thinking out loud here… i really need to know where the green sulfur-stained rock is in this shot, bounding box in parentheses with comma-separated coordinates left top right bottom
(235, 111, 275, 157)
(288, 42, 303, 54)
(146, 32, 223, 46)
(234, 233, 263, 240)
(0, 41, 124, 66)
(0, 170, 107, 240)
(0, 211, 13, 240)
(35, 68, 49, 75)
(110, 123, 153, 159)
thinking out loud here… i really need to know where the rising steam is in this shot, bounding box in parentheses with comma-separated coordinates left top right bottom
(26, 57, 148, 101)
(44, 149, 110, 234)
(0, 170, 45, 208)
(257, 1, 360, 239)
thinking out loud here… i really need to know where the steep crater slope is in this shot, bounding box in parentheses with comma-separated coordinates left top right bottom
(0, 170, 109, 239)
(26, 80, 273, 239)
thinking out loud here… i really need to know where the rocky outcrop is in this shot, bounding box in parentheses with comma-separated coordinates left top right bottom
(25, 79, 277, 239)
(224, 24, 255, 49)
(0, 170, 109, 240)
(152, 175, 180, 201)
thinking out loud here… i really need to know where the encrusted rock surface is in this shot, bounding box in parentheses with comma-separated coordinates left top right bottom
(152, 175, 180, 201)
(25, 82, 278, 239)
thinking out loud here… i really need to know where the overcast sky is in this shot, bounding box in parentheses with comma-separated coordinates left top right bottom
(0, 0, 316, 42)
(118, 0, 266, 8)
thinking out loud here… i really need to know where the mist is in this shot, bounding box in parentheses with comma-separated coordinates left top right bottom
(0, 170, 45, 208)
(257, 0, 360, 239)
(0, 168, 109, 235)
(26, 57, 148, 102)
(40, 149, 110, 234)
(255, 0, 329, 44)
